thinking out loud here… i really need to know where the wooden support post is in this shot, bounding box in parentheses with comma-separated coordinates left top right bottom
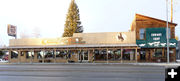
(121, 48, 123, 63)
(34, 50, 37, 63)
(135, 48, 138, 63)
(162, 48, 165, 57)
(8, 50, 11, 63)
(107, 49, 108, 64)
(112, 49, 115, 61)
(18, 50, 21, 64)
(54, 49, 56, 63)
(82, 50, 84, 61)
(150, 49, 153, 62)
(42, 50, 45, 63)
(67, 50, 69, 63)
(79, 49, 81, 63)
(93, 49, 95, 63)
(71, 50, 72, 61)
(30, 50, 33, 64)
(87, 50, 89, 62)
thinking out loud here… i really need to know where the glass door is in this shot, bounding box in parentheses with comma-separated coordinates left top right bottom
(78, 50, 88, 62)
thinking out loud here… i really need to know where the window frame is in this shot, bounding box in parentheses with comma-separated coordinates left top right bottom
(139, 28, 145, 40)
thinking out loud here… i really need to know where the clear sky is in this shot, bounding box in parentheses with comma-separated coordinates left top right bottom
(0, 0, 180, 46)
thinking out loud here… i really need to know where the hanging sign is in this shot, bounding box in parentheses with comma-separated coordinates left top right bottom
(7, 24, 17, 37)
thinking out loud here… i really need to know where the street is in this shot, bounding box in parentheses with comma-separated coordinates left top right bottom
(0, 64, 165, 81)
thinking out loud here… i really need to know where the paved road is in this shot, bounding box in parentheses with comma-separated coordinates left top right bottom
(0, 64, 165, 81)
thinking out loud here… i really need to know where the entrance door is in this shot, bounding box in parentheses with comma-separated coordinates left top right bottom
(78, 50, 88, 62)
(20, 51, 32, 63)
(140, 50, 146, 61)
(20, 51, 26, 63)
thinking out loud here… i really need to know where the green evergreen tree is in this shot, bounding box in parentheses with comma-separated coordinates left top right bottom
(62, 0, 83, 37)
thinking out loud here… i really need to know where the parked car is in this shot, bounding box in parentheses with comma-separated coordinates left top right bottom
(0, 59, 8, 63)
(2, 55, 8, 60)
(176, 59, 180, 63)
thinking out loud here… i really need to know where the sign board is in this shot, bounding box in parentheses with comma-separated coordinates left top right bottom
(41, 37, 85, 45)
(146, 28, 167, 47)
(137, 28, 177, 48)
(7, 24, 17, 37)
(73, 32, 136, 44)
(9, 37, 86, 46)
(116, 33, 127, 41)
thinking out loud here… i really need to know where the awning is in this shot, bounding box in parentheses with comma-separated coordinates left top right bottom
(137, 39, 178, 48)
(0, 44, 138, 50)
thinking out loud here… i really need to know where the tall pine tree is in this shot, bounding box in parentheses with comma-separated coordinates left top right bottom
(62, 0, 83, 37)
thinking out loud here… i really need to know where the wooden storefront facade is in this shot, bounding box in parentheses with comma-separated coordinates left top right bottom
(0, 14, 178, 63)
(0, 31, 141, 63)
(2, 45, 138, 63)
(131, 14, 178, 62)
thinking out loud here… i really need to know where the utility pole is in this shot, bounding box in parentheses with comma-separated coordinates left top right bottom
(166, 0, 170, 63)
(171, 0, 173, 22)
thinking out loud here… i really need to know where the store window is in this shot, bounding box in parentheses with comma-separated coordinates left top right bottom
(21, 51, 24, 56)
(140, 28, 145, 39)
(11, 51, 18, 59)
(26, 51, 31, 59)
(123, 49, 135, 60)
(95, 49, 107, 61)
(67, 51, 72, 59)
(37, 51, 44, 59)
(114, 49, 121, 60)
(107, 50, 114, 61)
(153, 49, 162, 57)
(25, 51, 34, 59)
(140, 49, 146, 60)
(78, 50, 88, 61)
(83, 50, 88, 60)
(108, 49, 121, 61)
(56, 50, 67, 59)
(164, 49, 174, 56)
(168, 28, 171, 38)
(44, 50, 54, 59)
(31, 52, 34, 59)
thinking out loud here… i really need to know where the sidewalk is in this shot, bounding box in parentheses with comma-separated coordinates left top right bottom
(132, 63, 180, 67)
(1, 62, 180, 67)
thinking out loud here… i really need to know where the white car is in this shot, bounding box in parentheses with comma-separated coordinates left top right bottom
(0, 59, 8, 63)
(176, 59, 180, 63)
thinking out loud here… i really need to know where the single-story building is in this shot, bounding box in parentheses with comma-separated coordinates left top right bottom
(0, 14, 178, 63)
(1, 31, 139, 63)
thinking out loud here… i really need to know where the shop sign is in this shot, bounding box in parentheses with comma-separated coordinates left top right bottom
(147, 28, 168, 47)
(151, 33, 162, 41)
(7, 24, 16, 37)
(116, 33, 127, 41)
(137, 28, 177, 48)
(42, 38, 68, 45)
(42, 37, 85, 45)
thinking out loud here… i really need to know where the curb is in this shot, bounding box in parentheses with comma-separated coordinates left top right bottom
(1, 62, 180, 67)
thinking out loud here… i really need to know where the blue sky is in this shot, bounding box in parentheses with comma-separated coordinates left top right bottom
(0, 0, 180, 46)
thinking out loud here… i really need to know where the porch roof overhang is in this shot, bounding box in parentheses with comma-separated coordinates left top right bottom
(0, 44, 139, 50)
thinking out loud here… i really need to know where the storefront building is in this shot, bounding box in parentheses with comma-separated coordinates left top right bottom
(1, 32, 139, 63)
(176, 41, 180, 59)
(131, 14, 178, 62)
(0, 14, 178, 63)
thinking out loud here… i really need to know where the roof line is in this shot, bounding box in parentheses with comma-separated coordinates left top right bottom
(136, 13, 177, 26)
(0, 44, 138, 49)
